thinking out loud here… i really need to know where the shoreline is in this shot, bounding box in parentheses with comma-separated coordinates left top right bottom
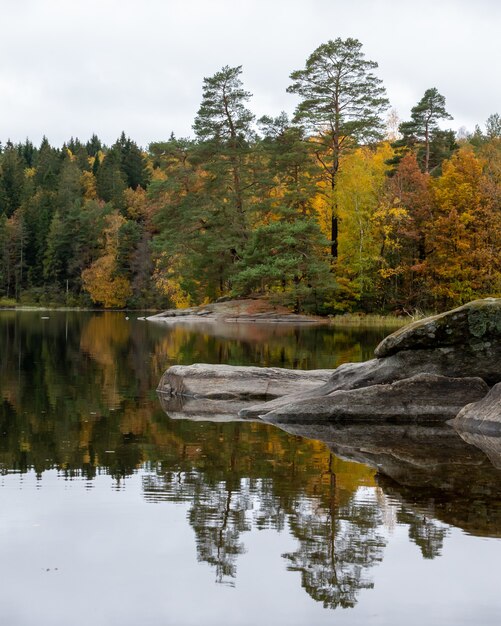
(0, 302, 411, 327)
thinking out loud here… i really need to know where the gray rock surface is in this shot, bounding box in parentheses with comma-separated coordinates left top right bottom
(451, 382, 501, 434)
(157, 363, 333, 401)
(375, 298, 501, 358)
(147, 298, 324, 324)
(240, 341, 500, 417)
(261, 374, 489, 424)
(156, 298, 501, 426)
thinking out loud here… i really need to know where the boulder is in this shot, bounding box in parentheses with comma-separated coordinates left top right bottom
(375, 298, 501, 358)
(240, 341, 499, 418)
(261, 374, 489, 424)
(450, 382, 501, 434)
(156, 298, 501, 424)
(157, 363, 333, 401)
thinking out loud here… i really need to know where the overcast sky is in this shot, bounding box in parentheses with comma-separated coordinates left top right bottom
(1, 0, 499, 147)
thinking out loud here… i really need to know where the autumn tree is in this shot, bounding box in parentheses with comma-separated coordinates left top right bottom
(82, 211, 133, 307)
(287, 38, 389, 258)
(374, 153, 432, 308)
(333, 143, 393, 308)
(149, 136, 206, 303)
(426, 147, 501, 306)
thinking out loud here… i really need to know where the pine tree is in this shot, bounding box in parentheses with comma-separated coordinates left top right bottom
(287, 38, 389, 258)
(114, 132, 150, 189)
(391, 88, 454, 173)
(95, 148, 126, 208)
(188, 65, 257, 295)
(233, 114, 334, 312)
(0, 143, 25, 217)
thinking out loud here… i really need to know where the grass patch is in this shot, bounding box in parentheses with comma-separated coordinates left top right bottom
(328, 313, 415, 328)
(0, 297, 17, 308)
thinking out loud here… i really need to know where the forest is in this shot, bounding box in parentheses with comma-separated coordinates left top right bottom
(0, 37, 500, 314)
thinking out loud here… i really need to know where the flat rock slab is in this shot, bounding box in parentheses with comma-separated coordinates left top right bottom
(261, 373, 489, 424)
(451, 382, 501, 434)
(157, 363, 332, 401)
(375, 298, 501, 358)
(147, 298, 325, 325)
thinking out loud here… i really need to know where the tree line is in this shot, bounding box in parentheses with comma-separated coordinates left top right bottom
(1, 37, 500, 313)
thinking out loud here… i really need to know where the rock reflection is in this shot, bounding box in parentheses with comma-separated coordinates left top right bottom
(269, 421, 501, 539)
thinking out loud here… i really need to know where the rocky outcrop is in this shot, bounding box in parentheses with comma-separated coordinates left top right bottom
(157, 298, 501, 427)
(262, 374, 489, 424)
(450, 383, 501, 434)
(374, 298, 501, 358)
(240, 339, 500, 418)
(147, 298, 324, 325)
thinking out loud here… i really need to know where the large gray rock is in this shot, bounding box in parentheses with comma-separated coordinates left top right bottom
(261, 374, 489, 424)
(157, 298, 501, 424)
(157, 363, 332, 401)
(451, 383, 501, 434)
(375, 298, 501, 358)
(240, 341, 499, 418)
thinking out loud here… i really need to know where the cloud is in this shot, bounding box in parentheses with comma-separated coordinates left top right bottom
(0, 0, 498, 146)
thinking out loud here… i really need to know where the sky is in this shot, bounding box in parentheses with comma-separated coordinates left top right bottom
(0, 0, 499, 147)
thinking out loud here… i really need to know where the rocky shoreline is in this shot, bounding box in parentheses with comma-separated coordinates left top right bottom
(157, 298, 501, 433)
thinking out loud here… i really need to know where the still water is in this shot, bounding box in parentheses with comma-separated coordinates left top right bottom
(0, 311, 500, 626)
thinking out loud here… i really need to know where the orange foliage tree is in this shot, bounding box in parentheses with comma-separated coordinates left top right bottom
(426, 147, 501, 306)
(82, 212, 132, 308)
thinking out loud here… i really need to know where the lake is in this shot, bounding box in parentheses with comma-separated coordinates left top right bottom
(1, 311, 500, 626)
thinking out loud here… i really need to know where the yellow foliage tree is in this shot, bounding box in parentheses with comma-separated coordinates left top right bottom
(427, 147, 501, 305)
(332, 143, 394, 307)
(82, 254, 132, 308)
(82, 211, 132, 308)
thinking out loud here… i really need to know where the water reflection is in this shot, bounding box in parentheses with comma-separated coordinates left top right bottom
(1, 311, 501, 616)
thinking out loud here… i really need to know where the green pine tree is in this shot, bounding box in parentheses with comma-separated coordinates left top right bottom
(287, 38, 389, 258)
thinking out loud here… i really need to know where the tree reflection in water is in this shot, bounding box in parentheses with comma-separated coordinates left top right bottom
(2, 311, 501, 609)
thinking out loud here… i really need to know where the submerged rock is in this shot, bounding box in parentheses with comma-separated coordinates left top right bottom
(262, 374, 489, 424)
